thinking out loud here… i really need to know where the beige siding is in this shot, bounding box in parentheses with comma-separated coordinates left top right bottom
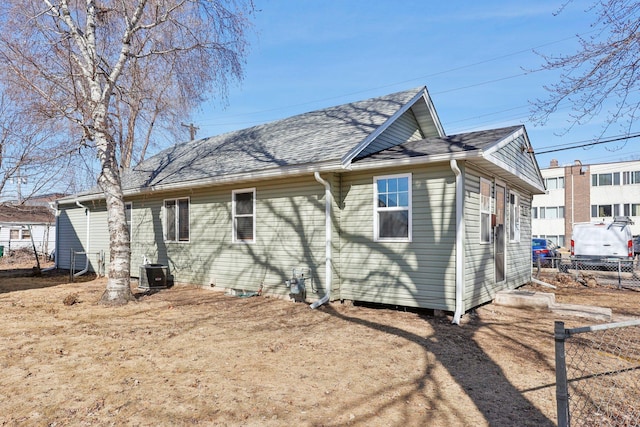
(339, 164, 457, 310)
(356, 110, 424, 159)
(463, 166, 535, 309)
(129, 175, 333, 298)
(57, 201, 109, 273)
(490, 135, 540, 184)
(57, 204, 87, 269)
(462, 167, 496, 308)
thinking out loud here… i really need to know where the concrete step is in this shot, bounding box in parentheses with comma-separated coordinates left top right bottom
(493, 289, 612, 321)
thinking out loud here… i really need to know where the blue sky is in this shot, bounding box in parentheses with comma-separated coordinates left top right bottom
(192, 0, 640, 170)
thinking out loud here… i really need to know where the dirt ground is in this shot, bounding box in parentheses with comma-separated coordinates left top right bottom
(1, 255, 639, 426)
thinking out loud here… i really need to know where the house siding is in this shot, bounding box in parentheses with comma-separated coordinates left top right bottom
(126, 175, 334, 298)
(57, 201, 109, 273)
(462, 165, 534, 309)
(490, 134, 540, 185)
(338, 163, 457, 311)
(356, 110, 424, 159)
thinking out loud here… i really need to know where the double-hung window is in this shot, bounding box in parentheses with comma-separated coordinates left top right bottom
(233, 188, 256, 243)
(164, 198, 189, 242)
(374, 174, 411, 241)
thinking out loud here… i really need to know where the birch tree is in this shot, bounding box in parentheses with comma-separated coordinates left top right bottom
(0, 1, 253, 304)
(533, 0, 640, 137)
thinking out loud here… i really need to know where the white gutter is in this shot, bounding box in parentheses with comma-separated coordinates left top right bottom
(74, 201, 90, 277)
(451, 160, 465, 324)
(310, 172, 332, 309)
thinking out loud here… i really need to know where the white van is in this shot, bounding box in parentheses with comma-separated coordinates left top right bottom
(571, 216, 634, 267)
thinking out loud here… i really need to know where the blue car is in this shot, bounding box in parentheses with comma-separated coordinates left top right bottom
(532, 238, 559, 267)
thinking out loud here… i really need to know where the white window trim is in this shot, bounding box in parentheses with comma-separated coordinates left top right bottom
(125, 202, 133, 243)
(163, 197, 190, 243)
(373, 173, 412, 242)
(480, 178, 492, 244)
(232, 188, 256, 244)
(509, 191, 520, 243)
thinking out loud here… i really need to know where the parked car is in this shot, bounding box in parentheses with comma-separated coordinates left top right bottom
(532, 238, 559, 267)
(571, 216, 634, 269)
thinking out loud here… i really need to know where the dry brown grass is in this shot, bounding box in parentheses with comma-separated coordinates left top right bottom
(0, 269, 638, 426)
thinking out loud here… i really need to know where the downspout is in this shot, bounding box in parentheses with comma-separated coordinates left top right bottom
(311, 171, 332, 309)
(47, 201, 60, 271)
(451, 160, 465, 324)
(74, 201, 90, 277)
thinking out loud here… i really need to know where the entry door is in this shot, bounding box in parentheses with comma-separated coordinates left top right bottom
(494, 184, 506, 283)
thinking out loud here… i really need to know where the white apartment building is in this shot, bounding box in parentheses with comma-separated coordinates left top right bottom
(532, 159, 640, 248)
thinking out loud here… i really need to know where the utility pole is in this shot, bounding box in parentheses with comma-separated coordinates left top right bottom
(181, 122, 199, 140)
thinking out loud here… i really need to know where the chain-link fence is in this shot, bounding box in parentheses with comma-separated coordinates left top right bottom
(534, 257, 640, 289)
(555, 319, 640, 427)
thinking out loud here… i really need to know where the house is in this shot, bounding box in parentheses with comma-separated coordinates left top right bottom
(533, 159, 640, 248)
(55, 86, 545, 322)
(0, 203, 55, 255)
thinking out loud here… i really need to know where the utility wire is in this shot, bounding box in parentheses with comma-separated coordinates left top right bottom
(535, 133, 640, 154)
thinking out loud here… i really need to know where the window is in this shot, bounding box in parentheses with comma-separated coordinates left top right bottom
(532, 207, 538, 219)
(21, 228, 30, 240)
(538, 206, 565, 219)
(233, 189, 256, 243)
(591, 204, 612, 218)
(592, 172, 619, 186)
(624, 204, 640, 216)
(374, 174, 411, 241)
(9, 229, 19, 240)
(623, 171, 640, 185)
(125, 202, 132, 241)
(545, 177, 564, 190)
(509, 192, 520, 242)
(164, 198, 189, 242)
(480, 178, 492, 243)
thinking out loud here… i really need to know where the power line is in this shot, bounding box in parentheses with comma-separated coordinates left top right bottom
(535, 133, 640, 154)
(197, 31, 590, 127)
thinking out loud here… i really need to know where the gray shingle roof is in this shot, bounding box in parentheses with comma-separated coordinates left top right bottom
(353, 125, 523, 164)
(123, 86, 425, 191)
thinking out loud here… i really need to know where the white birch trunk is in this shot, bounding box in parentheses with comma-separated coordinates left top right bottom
(93, 114, 134, 305)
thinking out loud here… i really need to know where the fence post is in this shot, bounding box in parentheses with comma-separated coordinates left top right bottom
(555, 321, 570, 427)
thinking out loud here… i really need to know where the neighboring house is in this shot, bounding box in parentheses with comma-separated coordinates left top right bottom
(55, 86, 545, 322)
(532, 159, 640, 248)
(0, 203, 55, 255)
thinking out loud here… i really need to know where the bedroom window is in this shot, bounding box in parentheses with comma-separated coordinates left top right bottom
(164, 198, 189, 242)
(374, 174, 411, 241)
(480, 178, 492, 243)
(233, 188, 256, 243)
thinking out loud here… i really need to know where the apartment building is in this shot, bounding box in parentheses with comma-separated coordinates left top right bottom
(532, 159, 640, 248)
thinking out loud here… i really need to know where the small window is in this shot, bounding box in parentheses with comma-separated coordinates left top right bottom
(532, 207, 538, 219)
(233, 188, 256, 243)
(480, 178, 492, 243)
(509, 192, 520, 242)
(374, 174, 411, 241)
(21, 228, 30, 240)
(125, 202, 132, 242)
(592, 204, 613, 218)
(545, 177, 564, 190)
(9, 229, 19, 240)
(164, 198, 189, 242)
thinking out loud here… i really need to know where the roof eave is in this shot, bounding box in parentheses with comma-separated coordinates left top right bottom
(57, 160, 344, 204)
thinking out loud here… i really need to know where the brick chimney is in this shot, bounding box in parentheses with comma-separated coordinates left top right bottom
(550, 159, 559, 168)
